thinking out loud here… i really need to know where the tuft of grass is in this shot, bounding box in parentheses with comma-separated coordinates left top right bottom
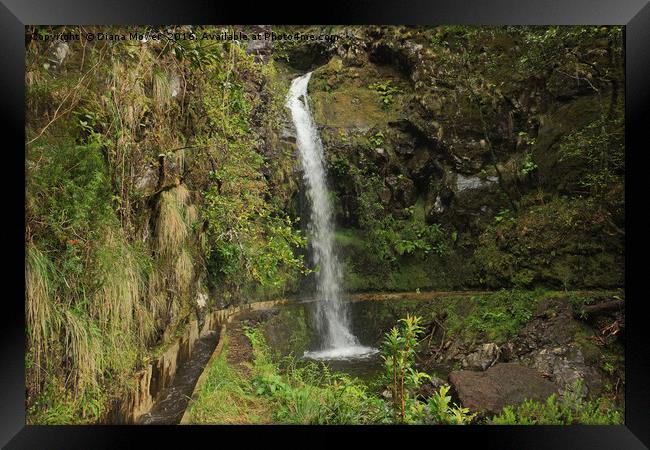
(172, 183, 190, 206)
(152, 69, 171, 113)
(26, 244, 59, 388)
(88, 228, 146, 382)
(174, 247, 194, 295)
(59, 307, 102, 395)
(91, 229, 143, 336)
(155, 188, 188, 257)
(185, 204, 199, 229)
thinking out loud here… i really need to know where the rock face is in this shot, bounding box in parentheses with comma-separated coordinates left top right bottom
(528, 345, 599, 397)
(449, 363, 558, 415)
(300, 25, 623, 292)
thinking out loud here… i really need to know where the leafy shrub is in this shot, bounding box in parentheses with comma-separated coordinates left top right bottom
(368, 81, 403, 107)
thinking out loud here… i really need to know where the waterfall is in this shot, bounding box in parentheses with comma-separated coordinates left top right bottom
(286, 72, 376, 360)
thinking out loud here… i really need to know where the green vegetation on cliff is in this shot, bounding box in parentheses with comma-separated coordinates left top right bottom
(25, 25, 304, 423)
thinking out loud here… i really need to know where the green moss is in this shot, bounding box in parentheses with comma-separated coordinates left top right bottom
(310, 56, 410, 129)
(474, 196, 623, 289)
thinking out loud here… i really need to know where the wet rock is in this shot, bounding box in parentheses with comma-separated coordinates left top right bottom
(461, 343, 500, 371)
(498, 342, 515, 362)
(44, 42, 69, 71)
(385, 175, 416, 208)
(336, 31, 369, 67)
(510, 298, 605, 397)
(449, 363, 558, 415)
(134, 164, 158, 196)
(416, 375, 447, 399)
(512, 299, 580, 355)
(407, 146, 434, 182)
(525, 345, 602, 397)
(246, 26, 273, 63)
(455, 174, 498, 193)
(279, 121, 297, 142)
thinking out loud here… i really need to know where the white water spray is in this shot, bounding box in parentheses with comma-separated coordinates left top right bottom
(286, 72, 377, 360)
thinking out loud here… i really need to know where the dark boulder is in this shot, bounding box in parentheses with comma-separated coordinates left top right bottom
(449, 362, 558, 415)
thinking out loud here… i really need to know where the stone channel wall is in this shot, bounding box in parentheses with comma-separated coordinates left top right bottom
(106, 299, 290, 424)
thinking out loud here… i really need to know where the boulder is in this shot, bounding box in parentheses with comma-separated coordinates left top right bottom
(449, 362, 558, 415)
(461, 343, 500, 371)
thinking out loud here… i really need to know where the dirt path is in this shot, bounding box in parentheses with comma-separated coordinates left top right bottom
(225, 310, 261, 376)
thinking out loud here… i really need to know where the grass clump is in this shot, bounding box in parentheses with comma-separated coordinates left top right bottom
(155, 188, 189, 258)
(26, 245, 58, 388)
(173, 247, 194, 295)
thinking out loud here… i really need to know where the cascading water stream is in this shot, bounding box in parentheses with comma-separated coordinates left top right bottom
(286, 72, 377, 360)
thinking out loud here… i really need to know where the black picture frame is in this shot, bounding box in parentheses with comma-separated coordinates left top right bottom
(2, 1, 649, 448)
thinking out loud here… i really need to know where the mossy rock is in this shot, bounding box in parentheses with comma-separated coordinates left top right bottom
(533, 93, 607, 193)
(474, 196, 623, 289)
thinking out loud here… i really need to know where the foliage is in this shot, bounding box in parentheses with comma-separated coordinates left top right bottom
(244, 325, 386, 424)
(381, 315, 429, 422)
(349, 169, 448, 265)
(425, 385, 475, 425)
(195, 42, 308, 301)
(489, 380, 623, 425)
(25, 24, 625, 424)
(462, 290, 539, 342)
(378, 315, 475, 424)
(521, 153, 538, 175)
(189, 313, 620, 426)
(25, 25, 307, 424)
(369, 80, 403, 107)
(559, 114, 624, 199)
